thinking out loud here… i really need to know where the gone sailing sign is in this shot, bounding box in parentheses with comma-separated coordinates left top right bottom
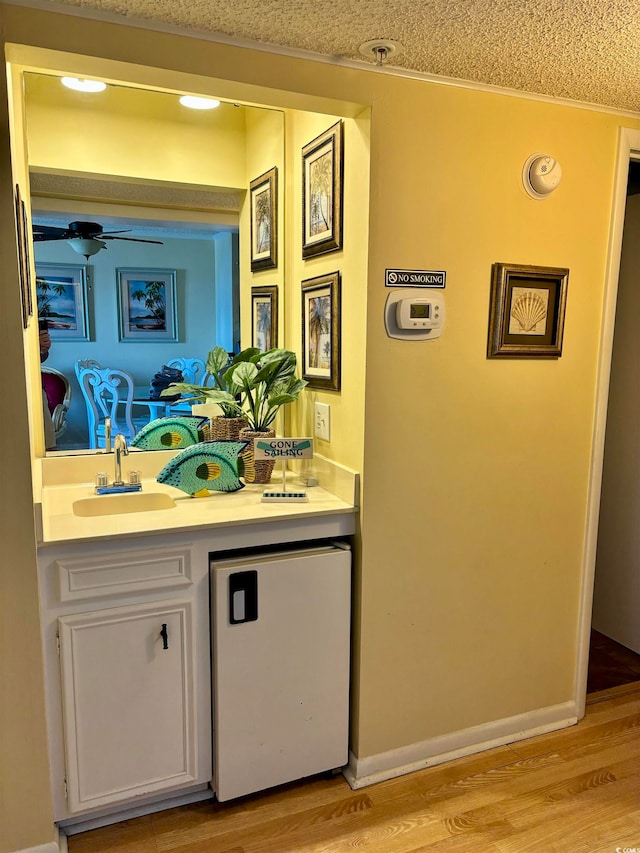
(254, 437, 314, 503)
(253, 437, 314, 460)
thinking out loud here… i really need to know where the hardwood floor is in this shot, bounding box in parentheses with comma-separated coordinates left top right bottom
(68, 682, 640, 853)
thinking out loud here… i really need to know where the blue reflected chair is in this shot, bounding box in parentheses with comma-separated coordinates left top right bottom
(165, 358, 207, 384)
(76, 364, 156, 448)
(164, 357, 213, 414)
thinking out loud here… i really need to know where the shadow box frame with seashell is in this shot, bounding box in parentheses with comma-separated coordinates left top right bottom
(487, 262, 569, 358)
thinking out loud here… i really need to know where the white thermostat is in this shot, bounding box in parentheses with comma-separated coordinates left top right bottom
(385, 289, 446, 340)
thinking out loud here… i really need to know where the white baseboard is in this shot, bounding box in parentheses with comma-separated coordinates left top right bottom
(343, 700, 577, 789)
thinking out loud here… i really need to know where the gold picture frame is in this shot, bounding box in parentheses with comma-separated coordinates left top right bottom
(487, 262, 569, 358)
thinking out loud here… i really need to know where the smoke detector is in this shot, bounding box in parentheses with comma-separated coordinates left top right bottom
(359, 39, 402, 66)
(523, 153, 563, 199)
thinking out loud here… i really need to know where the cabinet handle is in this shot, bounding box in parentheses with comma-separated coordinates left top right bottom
(160, 623, 169, 650)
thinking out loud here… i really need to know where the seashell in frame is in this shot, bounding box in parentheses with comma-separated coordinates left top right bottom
(510, 290, 548, 334)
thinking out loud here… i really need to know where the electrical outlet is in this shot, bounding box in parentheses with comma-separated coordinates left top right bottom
(314, 402, 331, 441)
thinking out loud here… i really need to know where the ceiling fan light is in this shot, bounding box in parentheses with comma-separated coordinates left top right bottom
(68, 238, 106, 257)
(179, 95, 220, 110)
(61, 77, 107, 93)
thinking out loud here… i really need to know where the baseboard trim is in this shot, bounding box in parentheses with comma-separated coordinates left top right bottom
(343, 700, 578, 789)
(11, 843, 60, 853)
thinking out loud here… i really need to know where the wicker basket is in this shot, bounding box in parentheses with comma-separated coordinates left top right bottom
(204, 416, 247, 442)
(239, 428, 276, 484)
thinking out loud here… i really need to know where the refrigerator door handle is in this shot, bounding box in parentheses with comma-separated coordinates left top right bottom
(229, 570, 258, 624)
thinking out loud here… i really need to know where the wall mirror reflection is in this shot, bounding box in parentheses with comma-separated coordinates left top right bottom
(24, 71, 284, 455)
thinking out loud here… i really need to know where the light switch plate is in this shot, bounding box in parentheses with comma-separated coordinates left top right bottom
(314, 402, 330, 441)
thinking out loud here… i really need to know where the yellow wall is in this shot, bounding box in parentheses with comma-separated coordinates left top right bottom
(354, 79, 621, 755)
(24, 72, 249, 188)
(285, 109, 369, 473)
(1, 4, 638, 850)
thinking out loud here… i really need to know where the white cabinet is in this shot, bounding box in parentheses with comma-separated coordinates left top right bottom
(37, 504, 356, 824)
(38, 534, 212, 823)
(58, 599, 197, 814)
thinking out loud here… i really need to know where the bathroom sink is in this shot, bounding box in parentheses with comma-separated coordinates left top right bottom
(72, 492, 176, 517)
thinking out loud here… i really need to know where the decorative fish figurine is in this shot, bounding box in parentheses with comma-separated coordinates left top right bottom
(156, 440, 248, 496)
(131, 416, 209, 450)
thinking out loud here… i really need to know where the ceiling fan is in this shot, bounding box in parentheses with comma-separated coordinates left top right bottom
(32, 220, 164, 259)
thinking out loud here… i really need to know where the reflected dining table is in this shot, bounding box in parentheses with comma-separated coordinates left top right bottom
(132, 387, 194, 421)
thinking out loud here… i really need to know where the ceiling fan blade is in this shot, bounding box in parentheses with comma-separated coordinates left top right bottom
(32, 220, 163, 245)
(33, 232, 74, 242)
(32, 224, 72, 241)
(102, 235, 164, 245)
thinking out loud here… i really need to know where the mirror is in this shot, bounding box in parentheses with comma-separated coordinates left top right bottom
(24, 71, 284, 454)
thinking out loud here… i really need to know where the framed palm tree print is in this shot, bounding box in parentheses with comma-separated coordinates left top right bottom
(251, 285, 278, 350)
(302, 121, 343, 259)
(116, 268, 177, 342)
(250, 167, 278, 271)
(301, 271, 341, 390)
(35, 262, 90, 341)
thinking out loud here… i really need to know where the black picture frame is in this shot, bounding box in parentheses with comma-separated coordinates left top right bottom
(301, 271, 341, 390)
(15, 184, 32, 328)
(250, 167, 278, 272)
(251, 285, 278, 350)
(302, 121, 343, 259)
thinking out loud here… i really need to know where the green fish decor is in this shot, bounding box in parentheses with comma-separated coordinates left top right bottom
(131, 416, 209, 450)
(156, 440, 248, 497)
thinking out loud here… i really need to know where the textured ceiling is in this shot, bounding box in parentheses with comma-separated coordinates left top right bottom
(31, 0, 640, 113)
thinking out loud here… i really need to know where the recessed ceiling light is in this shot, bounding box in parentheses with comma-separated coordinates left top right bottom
(61, 77, 107, 93)
(179, 95, 220, 110)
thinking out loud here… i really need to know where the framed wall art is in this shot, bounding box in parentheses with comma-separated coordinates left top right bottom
(301, 271, 341, 390)
(250, 166, 278, 271)
(116, 267, 177, 342)
(487, 262, 569, 358)
(15, 184, 33, 328)
(251, 285, 278, 350)
(35, 262, 90, 341)
(302, 121, 343, 259)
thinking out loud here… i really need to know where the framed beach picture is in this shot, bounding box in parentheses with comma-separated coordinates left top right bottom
(487, 262, 569, 358)
(301, 271, 341, 390)
(116, 267, 177, 342)
(251, 285, 278, 350)
(250, 167, 278, 271)
(302, 121, 344, 259)
(35, 262, 90, 341)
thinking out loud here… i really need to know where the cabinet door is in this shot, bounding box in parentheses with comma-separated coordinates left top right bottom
(58, 599, 197, 814)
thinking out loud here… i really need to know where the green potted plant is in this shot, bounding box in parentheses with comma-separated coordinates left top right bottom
(162, 347, 307, 483)
(161, 346, 257, 439)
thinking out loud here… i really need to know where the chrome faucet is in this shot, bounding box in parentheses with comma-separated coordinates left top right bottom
(104, 417, 112, 453)
(113, 433, 128, 486)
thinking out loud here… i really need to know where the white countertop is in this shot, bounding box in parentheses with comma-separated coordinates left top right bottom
(39, 474, 357, 546)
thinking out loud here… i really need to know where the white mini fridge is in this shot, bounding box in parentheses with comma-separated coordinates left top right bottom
(211, 543, 351, 801)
